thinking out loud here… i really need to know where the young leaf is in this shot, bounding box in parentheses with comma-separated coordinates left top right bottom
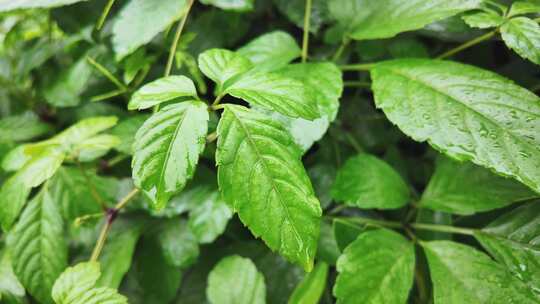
(9, 186, 67, 304)
(188, 191, 233, 244)
(216, 105, 322, 271)
(371, 59, 540, 193)
(128, 75, 198, 110)
(51, 262, 127, 304)
(199, 0, 254, 11)
(422, 241, 539, 303)
(157, 219, 199, 268)
(501, 17, 540, 65)
(237, 31, 301, 72)
(224, 72, 320, 120)
(420, 157, 537, 214)
(207, 255, 266, 304)
(508, 1, 540, 17)
(331, 153, 410, 209)
(132, 101, 209, 209)
(288, 262, 328, 304)
(198, 49, 253, 93)
(474, 203, 540, 294)
(112, 0, 189, 60)
(328, 0, 481, 40)
(333, 229, 415, 304)
(0, 0, 88, 12)
(462, 11, 504, 29)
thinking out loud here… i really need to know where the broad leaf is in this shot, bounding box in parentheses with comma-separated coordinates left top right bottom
(188, 191, 233, 244)
(508, 1, 540, 17)
(74, 134, 120, 162)
(198, 48, 253, 93)
(224, 72, 319, 120)
(216, 105, 322, 271)
(51, 262, 127, 304)
(110, 115, 148, 154)
(0, 111, 51, 143)
(132, 101, 208, 209)
(128, 75, 198, 110)
(420, 156, 537, 214)
(0, 177, 31, 231)
(9, 186, 67, 304)
(474, 203, 540, 294)
(157, 219, 199, 268)
(331, 153, 410, 209)
(199, 0, 254, 11)
(112, 0, 188, 60)
(0, 250, 25, 302)
(0, 0, 88, 12)
(333, 229, 415, 304)
(328, 0, 481, 40)
(501, 17, 540, 65)
(288, 262, 328, 304)
(371, 59, 540, 193)
(422, 241, 539, 303)
(237, 31, 301, 72)
(462, 11, 504, 29)
(207, 255, 266, 304)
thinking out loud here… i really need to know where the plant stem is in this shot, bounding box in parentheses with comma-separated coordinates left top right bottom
(86, 56, 128, 91)
(212, 94, 224, 106)
(89, 188, 140, 262)
(332, 38, 350, 62)
(437, 29, 498, 59)
(301, 0, 313, 63)
(107, 154, 129, 167)
(340, 62, 375, 71)
(344, 81, 371, 88)
(344, 132, 363, 153)
(206, 131, 218, 143)
(91, 89, 126, 102)
(164, 0, 195, 78)
(329, 216, 403, 229)
(95, 0, 116, 31)
(411, 222, 476, 236)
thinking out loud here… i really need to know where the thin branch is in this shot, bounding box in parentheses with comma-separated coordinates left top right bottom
(164, 0, 195, 78)
(114, 188, 140, 210)
(90, 89, 126, 102)
(95, 0, 117, 31)
(332, 38, 350, 62)
(437, 29, 498, 59)
(340, 62, 376, 71)
(344, 81, 371, 88)
(301, 0, 313, 63)
(86, 56, 128, 91)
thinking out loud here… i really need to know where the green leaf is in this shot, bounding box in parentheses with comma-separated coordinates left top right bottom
(216, 105, 322, 271)
(371, 59, 540, 193)
(0, 111, 51, 143)
(0, 250, 25, 302)
(333, 219, 365, 252)
(333, 229, 415, 304)
(474, 203, 540, 294)
(462, 11, 504, 29)
(128, 75, 198, 110)
(0, 177, 31, 231)
(422, 240, 539, 303)
(224, 71, 320, 120)
(9, 185, 67, 304)
(331, 153, 410, 209)
(110, 115, 149, 154)
(132, 101, 209, 209)
(288, 262, 328, 304)
(317, 221, 341, 265)
(508, 1, 540, 17)
(157, 219, 199, 268)
(207, 255, 266, 304)
(199, 0, 254, 11)
(420, 156, 536, 214)
(501, 17, 540, 65)
(188, 191, 233, 244)
(51, 262, 127, 304)
(0, 0, 88, 12)
(237, 31, 301, 72)
(273, 0, 329, 34)
(198, 48, 253, 93)
(112, 0, 188, 60)
(328, 0, 481, 40)
(74, 134, 120, 162)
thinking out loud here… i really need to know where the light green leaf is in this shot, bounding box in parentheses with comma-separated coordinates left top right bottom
(9, 186, 67, 304)
(462, 10, 504, 29)
(74, 134, 120, 162)
(0, 250, 25, 302)
(0, 177, 31, 231)
(198, 48, 253, 93)
(216, 105, 322, 271)
(333, 229, 415, 304)
(331, 153, 410, 209)
(288, 262, 328, 304)
(474, 203, 540, 295)
(371, 59, 540, 193)
(51, 262, 127, 304)
(110, 115, 149, 154)
(237, 31, 301, 72)
(224, 72, 320, 120)
(199, 0, 254, 11)
(420, 157, 537, 214)
(0, 111, 51, 143)
(188, 191, 233, 244)
(112, 0, 188, 60)
(207, 255, 266, 304)
(508, 1, 540, 17)
(157, 219, 199, 268)
(0, 0, 88, 12)
(132, 101, 209, 209)
(422, 241, 539, 303)
(328, 0, 481, 40)
(501, 17, 540, 65)
(128, 75, 198, 110)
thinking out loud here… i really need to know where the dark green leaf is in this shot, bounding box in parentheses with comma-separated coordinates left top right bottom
(157, 219, 199, 268)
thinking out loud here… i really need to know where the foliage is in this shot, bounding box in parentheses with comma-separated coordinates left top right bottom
(0, 0, 539, 303)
